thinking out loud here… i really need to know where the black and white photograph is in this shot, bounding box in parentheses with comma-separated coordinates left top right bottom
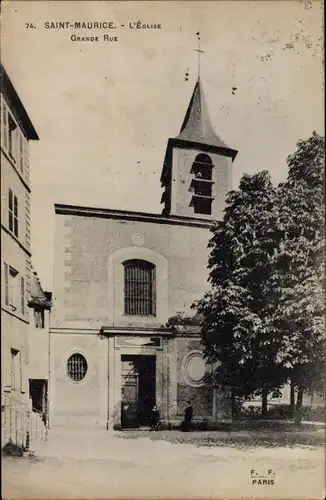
(1, 1, 324, 499)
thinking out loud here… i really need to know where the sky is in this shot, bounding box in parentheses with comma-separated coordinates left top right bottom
(1, 0, 324, 290)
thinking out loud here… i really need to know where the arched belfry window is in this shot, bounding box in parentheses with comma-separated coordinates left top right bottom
(123, 259, 156, 316)
(190, 153, 214, 215)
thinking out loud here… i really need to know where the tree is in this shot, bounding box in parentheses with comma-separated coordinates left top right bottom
(194, 171, 286, 418)
(268, 132, 325, 424)
(194, 132, 325, 424)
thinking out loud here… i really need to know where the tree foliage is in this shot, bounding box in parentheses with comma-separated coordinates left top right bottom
(193, 132, 325, 421)
(269, 132, 325, 418)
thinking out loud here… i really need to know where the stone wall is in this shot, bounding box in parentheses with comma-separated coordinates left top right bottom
(51, 332, 103, 427)
(176, 336, 213, 420)
(52, 213, 211, 331)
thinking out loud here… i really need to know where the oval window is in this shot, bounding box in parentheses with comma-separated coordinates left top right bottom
(183, 351, 207, 387)
(187, 355, 206, 383)
(66, 353, 88, 382)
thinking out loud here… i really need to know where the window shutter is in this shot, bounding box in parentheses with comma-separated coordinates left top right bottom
(19, 133, 24, 173)
(23, 137, 29, 184)
(21, 277, 25, 315)
(4, 263, 9, 306)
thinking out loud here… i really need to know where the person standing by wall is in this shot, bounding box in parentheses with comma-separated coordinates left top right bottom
(150, 404, 160, 431)
(181, 401, 193, 431)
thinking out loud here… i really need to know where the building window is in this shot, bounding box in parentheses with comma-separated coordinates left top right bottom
(123, 259, 156, 316)
(4, 264, 24, 315)
(66, 353, 88, 382)
(10, 348, 20, 390)
(8, 189, 19, 237)
(8, 114, 17, 160)
(34, 309, 45, 328)
(2, 102, 8, 149)
(5, 266, 22, 313)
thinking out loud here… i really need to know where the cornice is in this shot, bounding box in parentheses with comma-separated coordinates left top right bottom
(55, 203, 213, 229)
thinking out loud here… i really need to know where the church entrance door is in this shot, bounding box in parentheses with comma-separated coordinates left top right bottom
(121, 355, 156, 428)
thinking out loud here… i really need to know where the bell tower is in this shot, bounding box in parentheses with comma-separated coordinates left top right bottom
(160, 76, 238, 221)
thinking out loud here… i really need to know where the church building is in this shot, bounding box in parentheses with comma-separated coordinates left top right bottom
(50, 77, 238, 429)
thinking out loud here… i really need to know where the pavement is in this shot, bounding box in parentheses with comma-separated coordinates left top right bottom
(2, 426, 325, 500)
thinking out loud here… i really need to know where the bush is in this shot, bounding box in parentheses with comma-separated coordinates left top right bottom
(238, 404, 325, 421)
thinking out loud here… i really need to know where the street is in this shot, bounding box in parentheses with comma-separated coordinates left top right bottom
(2, 427, 325, 500)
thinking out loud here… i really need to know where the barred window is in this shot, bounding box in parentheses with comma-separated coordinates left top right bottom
(123, 259, 156, 316)
(66, 353, 88, 382)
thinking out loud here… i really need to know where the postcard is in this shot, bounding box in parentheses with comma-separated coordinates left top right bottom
(1, 1, 324, 499)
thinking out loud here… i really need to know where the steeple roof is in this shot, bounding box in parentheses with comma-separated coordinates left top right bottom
(176, 77, 230, 150)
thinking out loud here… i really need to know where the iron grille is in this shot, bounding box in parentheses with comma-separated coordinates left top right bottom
(66, 353, 88, 382)
(124, 259, 156, 316)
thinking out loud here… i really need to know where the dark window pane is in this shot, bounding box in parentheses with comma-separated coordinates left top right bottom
(9, 189, 13, 210)
(9, 212, 13, 232)
(14, 196, 18, 216)
(14, 217, 18, 237)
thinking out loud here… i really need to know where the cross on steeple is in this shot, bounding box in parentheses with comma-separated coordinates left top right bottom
(195, 31, 204, 78)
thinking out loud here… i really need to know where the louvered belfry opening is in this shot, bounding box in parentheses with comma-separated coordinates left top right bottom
(123, 259, 156, 316)
(190, 153, 214, 215)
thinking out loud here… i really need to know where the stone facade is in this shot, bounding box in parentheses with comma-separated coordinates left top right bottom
(50, 210, 222, 428)
(49, 77, 238, 429)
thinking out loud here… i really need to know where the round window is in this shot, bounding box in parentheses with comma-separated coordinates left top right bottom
(66, 353, 88, 382)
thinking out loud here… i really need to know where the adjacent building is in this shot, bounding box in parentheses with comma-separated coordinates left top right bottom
(1, 64, 47, 448)
(50, 77, 238, 429)
(1, 64, 39, 407)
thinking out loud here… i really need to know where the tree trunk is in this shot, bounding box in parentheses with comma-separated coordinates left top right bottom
(231, 388, 238, 421)
(261, 389, 268, 417)
(294, 386, 304, 425)
(290, 381, 295, 419)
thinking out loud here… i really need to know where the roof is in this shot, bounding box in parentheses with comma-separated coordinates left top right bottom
(177, 77, 230, 150)
(28, 271, 52, 309)
(0, 64, 39, 140)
